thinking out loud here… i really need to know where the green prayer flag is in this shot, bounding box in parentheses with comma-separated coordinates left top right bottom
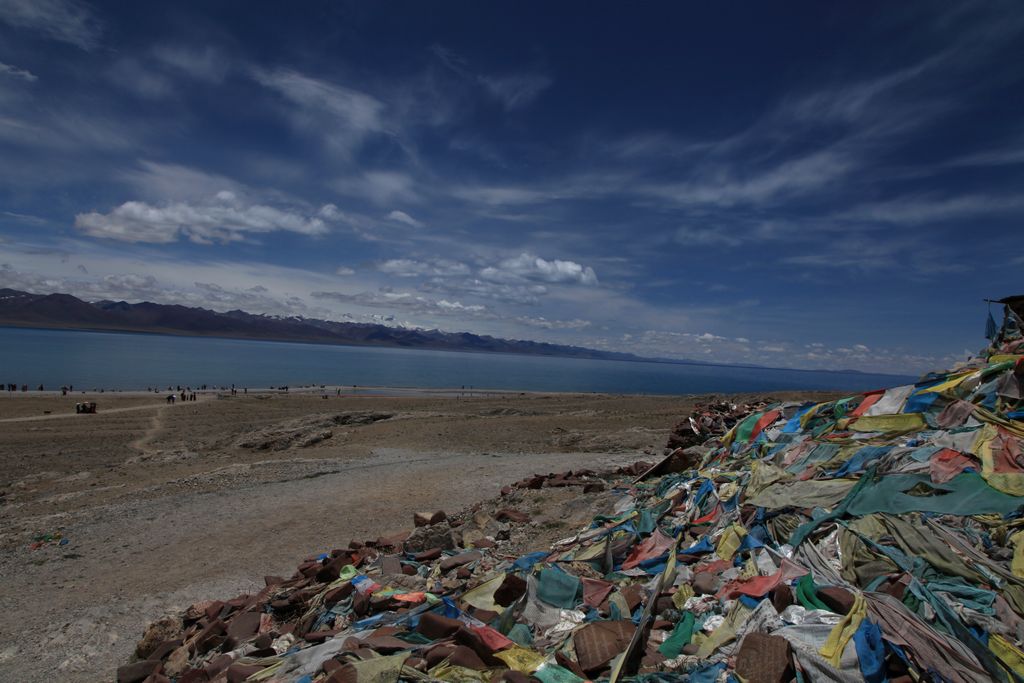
(537, 568, 580, 608)
(795, 573, 831, 612)
(658, 611, 695, 658)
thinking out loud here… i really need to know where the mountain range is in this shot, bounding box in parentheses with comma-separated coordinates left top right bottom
(0, 287, 647, 362)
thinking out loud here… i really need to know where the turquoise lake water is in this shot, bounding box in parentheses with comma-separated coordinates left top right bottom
(0, 326, 914, 395)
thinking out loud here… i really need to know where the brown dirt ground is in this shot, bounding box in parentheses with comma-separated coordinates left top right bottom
(0, 388, 832, 682)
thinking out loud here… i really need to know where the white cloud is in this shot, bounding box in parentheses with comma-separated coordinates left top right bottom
(778, 235, 968, 278)
(639, 149, 853, 208)
(450, 173, 629, 208)
(1, 210, 46, 225)
(515, 316, 591, 330)
(481, 73, 552, 109)
(120, 161, 248, 202)
(779, 234, 911, 272)
(386, 210, 424, 228)
(0, 0, 102, 50)
(151, 44, 229, 82)
(431, 44, 552, 111)
(0, 62, 37, 82)
(419, 277, 548, 305)
(191, 281, 312, 313)
(436, 299, 486, 312)
(335, 266, 355, 276)
(633, 323, 963, 374)
(101, 273, 157, 290)
(334, 171, 419, 205)
(616, 41, 986, 214)
(480, 253, 598, 286)
(74, 192, 333, 244)
(377, 258, 470, 278)
(253, 68, 386, 155)
(0, 107, 141, 153)
(839, 194, 1024, 225)
(311, 288, 490, 318)
(604, 132, 712, 160)
(945, 145, 1024, 168)
(452, 185, 550, 206)
(318, 204, 350, 221)
(107, 58, 174, 99)
(779, 61, 933, 128)
(628, 329, 763, 362)
(675, 226, 742, 247)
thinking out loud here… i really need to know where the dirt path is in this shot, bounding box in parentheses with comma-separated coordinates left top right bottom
(128, 404, 169, 456)
(0, 401, 188, 424)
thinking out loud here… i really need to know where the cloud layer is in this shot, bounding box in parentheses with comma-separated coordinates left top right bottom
(74, 192, 332, 244)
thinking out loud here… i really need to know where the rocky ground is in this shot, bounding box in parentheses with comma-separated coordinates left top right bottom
(0, 388, 825, 682)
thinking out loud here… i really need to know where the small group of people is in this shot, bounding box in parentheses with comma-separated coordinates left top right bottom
(159, 384, 257, 402)
(167, 388, 198, 403)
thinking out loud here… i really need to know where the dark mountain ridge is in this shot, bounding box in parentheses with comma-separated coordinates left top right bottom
(0, 288, 644, 361)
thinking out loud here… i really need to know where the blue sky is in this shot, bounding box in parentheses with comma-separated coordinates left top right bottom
(0, 1, 1022, 374)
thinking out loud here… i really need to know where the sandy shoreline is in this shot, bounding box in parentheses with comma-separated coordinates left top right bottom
(0, 383, 650, 407)
(0, 388, 829, 682)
